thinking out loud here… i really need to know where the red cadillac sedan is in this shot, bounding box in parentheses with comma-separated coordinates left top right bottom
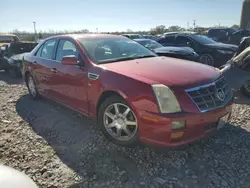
(22, 34, 233, 147)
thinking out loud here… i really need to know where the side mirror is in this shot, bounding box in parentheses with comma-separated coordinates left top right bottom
(61, 55, 78, 65)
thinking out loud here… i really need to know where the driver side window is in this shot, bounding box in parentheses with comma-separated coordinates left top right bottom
(175, 36, 192, 46)
(56, 40, 79, 62)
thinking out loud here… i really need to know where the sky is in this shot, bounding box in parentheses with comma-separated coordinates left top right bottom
(0, 0, 242, 33)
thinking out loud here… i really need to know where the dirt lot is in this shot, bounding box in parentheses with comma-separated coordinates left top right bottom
(1, 71, 250, 188)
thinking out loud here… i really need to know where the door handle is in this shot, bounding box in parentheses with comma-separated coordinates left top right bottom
(50, 68, 57, 73)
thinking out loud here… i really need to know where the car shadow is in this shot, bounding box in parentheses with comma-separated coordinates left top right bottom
(0, 71, 23, 85)
(16, 95, 250, 188)
(233, 90, 250, 105)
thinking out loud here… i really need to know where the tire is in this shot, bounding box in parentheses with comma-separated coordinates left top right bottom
(240, 81, 250, 98)
(199, 54, 214, 66)
(97, 96, 139, 147)
(26, 74, 40, 99)
(8, 68, 18, 78)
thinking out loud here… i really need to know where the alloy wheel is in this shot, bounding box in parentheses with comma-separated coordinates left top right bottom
(199, 54, 214, 66)
(103, 103, 138, 141)
(244, 80, 250, 93)
(28, 76, 37, 97)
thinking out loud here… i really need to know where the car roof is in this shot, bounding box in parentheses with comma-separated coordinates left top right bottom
(46, 34, 126, 40)
(0, 33, 17, 37)
(134, 38, 153, 42)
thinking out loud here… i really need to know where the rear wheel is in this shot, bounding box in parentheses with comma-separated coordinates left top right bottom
(240, 80, 250, 98)
(26, 74, 40, 99)
(98, 96, 139, 146)
(199, 54, 214, 66)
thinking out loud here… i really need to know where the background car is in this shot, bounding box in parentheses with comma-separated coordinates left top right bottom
(157, 33, 238, 67)
(227, 29, 250, 45)
(22, 34, 232, 148)
(134, 38, 199, 62)
(207, 28, 238, 42)
(0, 33, 20, 48)
(0, 41, 37, 77)
(121, 33, 144, 39)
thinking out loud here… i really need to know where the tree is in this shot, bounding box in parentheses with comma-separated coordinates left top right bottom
(231, 24, 240, 30)
(168, 25, 184, 32)
(38, 32, 43, 39)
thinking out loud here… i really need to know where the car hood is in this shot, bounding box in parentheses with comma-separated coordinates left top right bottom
(10, 52, 29, 61)
(204, 43, 238, 51)
(154, 46, 195, 55)
(101, 56, 221, 88)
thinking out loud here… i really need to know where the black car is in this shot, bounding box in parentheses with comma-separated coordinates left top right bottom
(207, 28, 238, 42)
(134, 38, 199, 62)
(157, 34, 238, 67)
(0, 41, 38, 77)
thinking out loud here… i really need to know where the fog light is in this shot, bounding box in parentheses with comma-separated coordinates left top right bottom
(171, 121, 185, 130)
(170, 132, 184, 140)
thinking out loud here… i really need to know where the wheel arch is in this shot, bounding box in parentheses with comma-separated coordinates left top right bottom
(96, 89, 129, 117)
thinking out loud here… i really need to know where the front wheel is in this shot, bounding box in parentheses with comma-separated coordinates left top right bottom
(199, 54, 214, 66)
(98, 96, 139, 146)
(26, 74, 40, 99)
(240, 80, 250, 98)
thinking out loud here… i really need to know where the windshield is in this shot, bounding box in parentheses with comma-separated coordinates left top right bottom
(10, 43, 38, 55)
(0, 36, 16, 43)
(129, 35, 143, 39)
(137, 40, 162, 50)
(78, 37, 156, 64)
(191, 35, 217, 45)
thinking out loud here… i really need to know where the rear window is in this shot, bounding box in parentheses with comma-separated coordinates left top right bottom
(0, 36, 16, 43)
(10, 43, 38, 55)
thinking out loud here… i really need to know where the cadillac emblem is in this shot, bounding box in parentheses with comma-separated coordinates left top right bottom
(215, 88, 225, 101)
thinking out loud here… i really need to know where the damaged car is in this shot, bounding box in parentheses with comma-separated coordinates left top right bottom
(221, 37, 250, 97)
(0, 41, 38, 77)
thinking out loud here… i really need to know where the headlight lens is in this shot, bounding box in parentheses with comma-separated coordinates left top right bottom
(152, 84, 181, 113)
(217, 50, 234, 55)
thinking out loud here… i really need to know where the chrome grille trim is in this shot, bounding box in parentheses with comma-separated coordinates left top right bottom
(185, 77, 233, 113)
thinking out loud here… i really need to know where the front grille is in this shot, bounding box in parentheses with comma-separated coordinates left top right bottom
(185, 77, 232, 112)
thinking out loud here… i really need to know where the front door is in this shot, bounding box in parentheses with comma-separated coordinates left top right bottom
(50, 39, 89, 115)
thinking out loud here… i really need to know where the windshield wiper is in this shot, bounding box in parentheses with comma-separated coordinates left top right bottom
(97, 55, 156, 64)
(133, 55, 156, 59)
(98, 57, 137, 64)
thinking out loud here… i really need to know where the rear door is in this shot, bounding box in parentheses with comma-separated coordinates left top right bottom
(29, 39, 58, 96)
(50, 38, 89, 114)
(157, 36, 176, 46)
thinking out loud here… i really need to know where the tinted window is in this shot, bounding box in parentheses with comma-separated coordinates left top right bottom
(0, 36, 15, 43)
(40, 39, 56, 59)
(190, 35, 217, 44)
(35, 45, 43, 57)
(136, 40, 162, 50)
(157, 36, 175, 45)
(175, 36, 192, 45)
(78, 37, 156, 64)
(56, 40, 78, 61)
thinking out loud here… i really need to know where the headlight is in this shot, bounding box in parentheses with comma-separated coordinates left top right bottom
(152, 84, 181, 113)
(217, 50, 234, 55)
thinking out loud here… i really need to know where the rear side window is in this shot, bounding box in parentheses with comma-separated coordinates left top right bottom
(40, 39, 56, 60)
(175, 36, 192, 45)
(158, 36, 175, 44)
(56, 40, 78, 61)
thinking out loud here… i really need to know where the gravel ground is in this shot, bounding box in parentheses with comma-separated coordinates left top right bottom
(1, 71, 250, 188)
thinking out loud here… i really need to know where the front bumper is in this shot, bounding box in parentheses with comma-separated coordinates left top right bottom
(137, 101, 233, 147)
(214, 53, 235, 67)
